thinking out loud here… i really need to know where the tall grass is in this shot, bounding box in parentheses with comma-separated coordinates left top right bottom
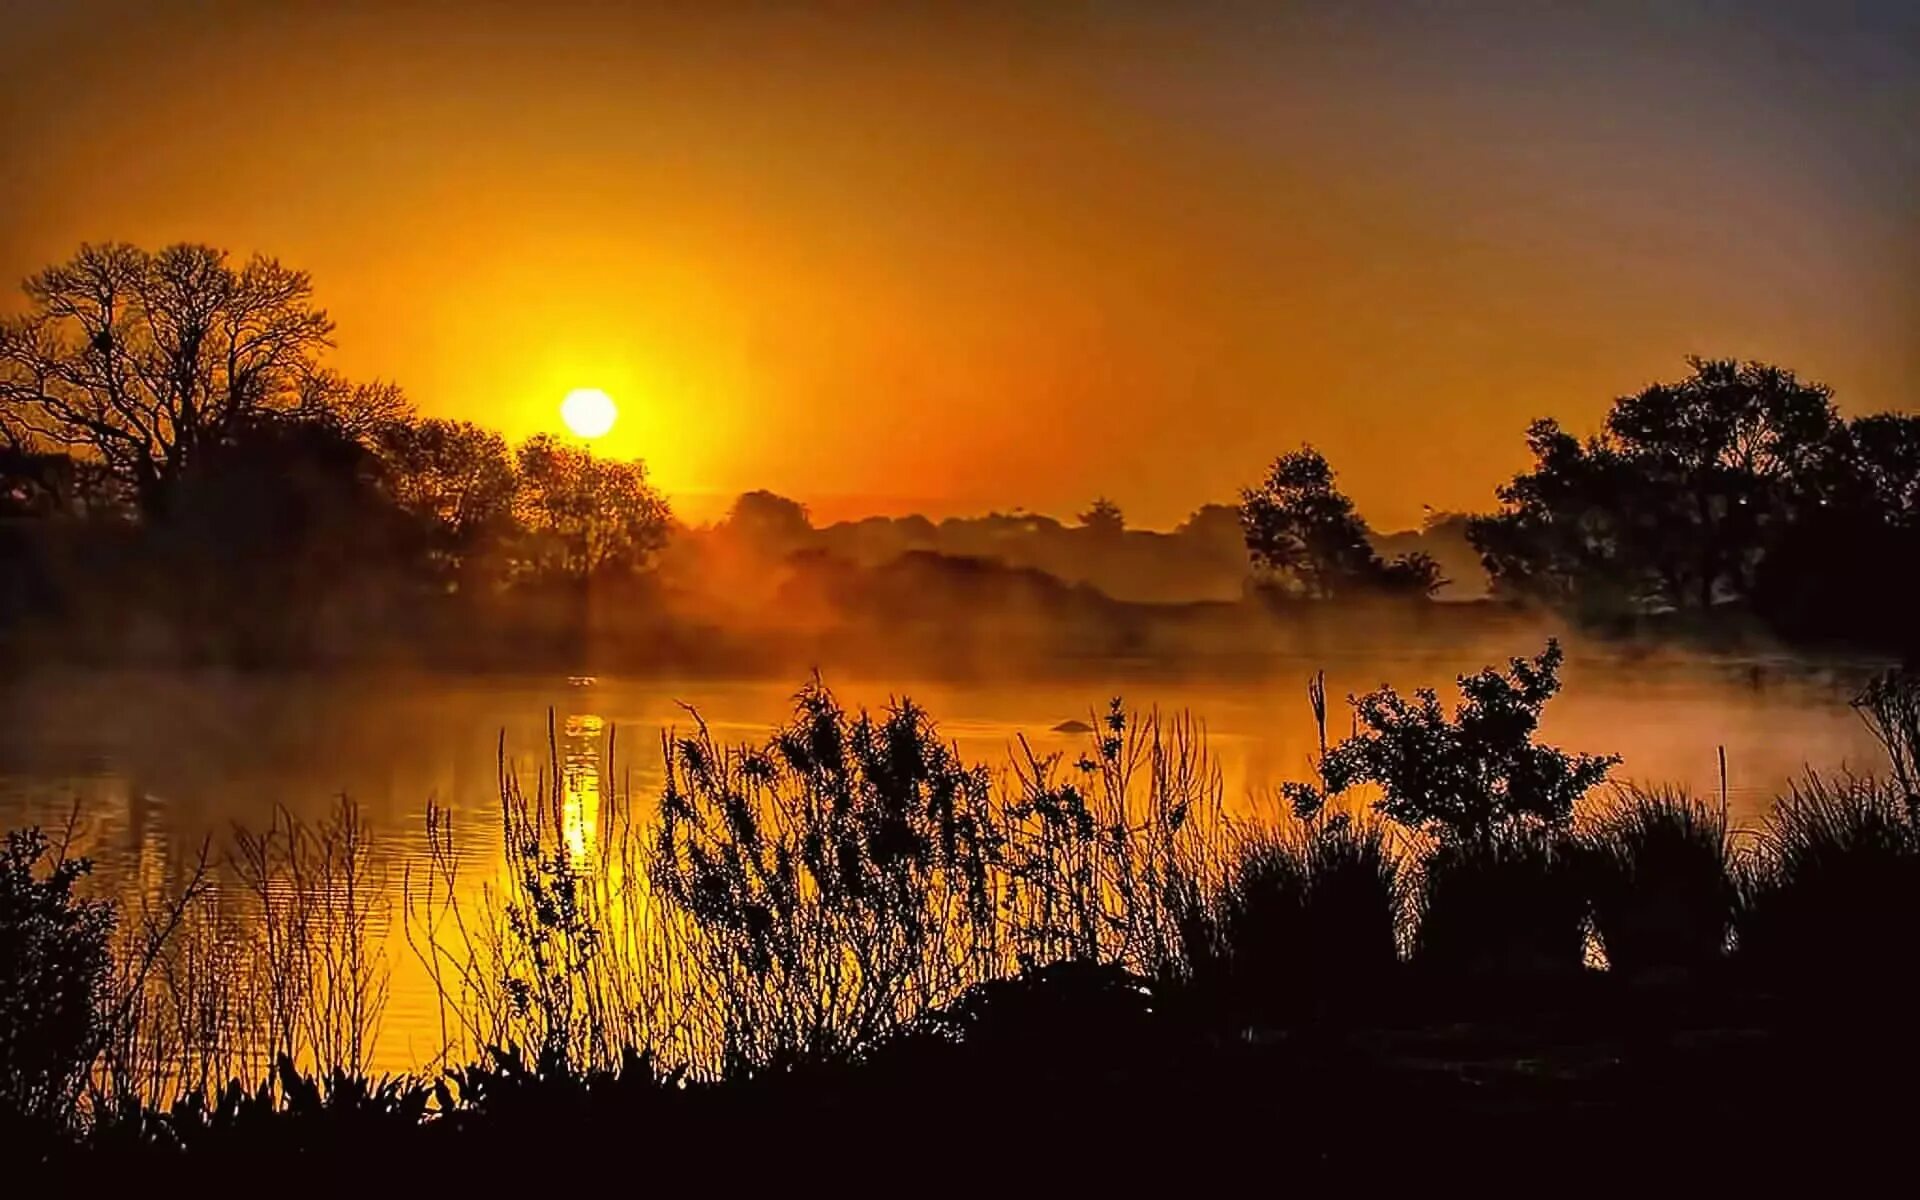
(1853, 668, 1920, 810)
(1581, 787, 1735, 976)
(1170, 813, 1402, 1020)
(1413, 826, 1587, 978)
(0, 795, 397, 1147)
(1000, 697, 1229, 978)
(404, 721, 692, 1075)
(1736, 774, 1920, 983)
(91, 799, 391, 1113)
(402, 685, 1228, 1081)
(651, 685, 1005, 1072)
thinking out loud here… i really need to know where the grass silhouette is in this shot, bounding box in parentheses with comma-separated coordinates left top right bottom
(6, 667, 1920, 1173)
(1581, 787, 1735, 976)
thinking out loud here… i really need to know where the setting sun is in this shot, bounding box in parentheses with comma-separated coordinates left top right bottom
(560, 387, 618, 439)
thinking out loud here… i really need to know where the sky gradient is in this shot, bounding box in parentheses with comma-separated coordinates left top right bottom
(2, 1, 1913, 529)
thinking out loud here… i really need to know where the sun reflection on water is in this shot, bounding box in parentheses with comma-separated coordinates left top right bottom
(562, 712, 604, 867)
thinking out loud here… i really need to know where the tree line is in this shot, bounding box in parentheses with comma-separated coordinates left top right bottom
(4, 241, 1915, 661)
(1, 243, 672, 661)
(1468, 357, 1918, 650)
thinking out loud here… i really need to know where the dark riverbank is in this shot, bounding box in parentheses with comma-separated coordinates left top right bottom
(32, 967, 1917, 1186)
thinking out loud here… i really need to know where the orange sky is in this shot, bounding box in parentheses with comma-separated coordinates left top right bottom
(3, 2, 1914, 529)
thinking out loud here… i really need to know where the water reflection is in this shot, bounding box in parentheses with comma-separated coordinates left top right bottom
(562, 712, 604, 867)
(0, 657, 1894, 1074)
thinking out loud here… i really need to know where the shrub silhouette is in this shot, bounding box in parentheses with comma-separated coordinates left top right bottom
(20, 664, 1920, 1161)
(898, 960, 1160, 1076)
(0, 827, 114, 1139)
(1176, 816, 1401, 1020)
(651, 680, 1004, 1072)
(1414, 826, 1587, 978)
(1290, 641, 1617, 838)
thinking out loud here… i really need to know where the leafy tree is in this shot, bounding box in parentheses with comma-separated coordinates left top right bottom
(1750, 411, 1920, 649)
(1077, 496, 1125, 535)
(1470, 359, 1844, 613)
(1466, 419, 1652, 612)
(156, 415, 417, 658)
(1374, 550, 1446, 597)
(513, 435, 672, 580)
(1284, 641, 1618, 839)
(0, 243, 343, 515)
(1816, 412, 1920, 523)
(720, 490, 814, 557)
(377, 418, 518, 588)
(1239, 446, 1441, 598)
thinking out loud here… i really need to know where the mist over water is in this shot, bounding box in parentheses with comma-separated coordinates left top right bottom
(0, 643, 1887, 1071)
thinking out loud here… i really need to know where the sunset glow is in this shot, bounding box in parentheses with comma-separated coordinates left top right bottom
(3, 3, 1911, 530)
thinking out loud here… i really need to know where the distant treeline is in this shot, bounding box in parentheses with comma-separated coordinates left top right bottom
(3, 242, 1915, 667)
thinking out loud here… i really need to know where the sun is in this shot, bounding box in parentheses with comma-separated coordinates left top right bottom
(560, 387, 618, 439)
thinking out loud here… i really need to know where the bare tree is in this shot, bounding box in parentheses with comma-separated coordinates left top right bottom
(294, 369, 411, 442)
(0, 242, 337, 514)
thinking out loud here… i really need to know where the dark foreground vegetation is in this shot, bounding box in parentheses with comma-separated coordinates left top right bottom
(5, 651, 1920, 1180)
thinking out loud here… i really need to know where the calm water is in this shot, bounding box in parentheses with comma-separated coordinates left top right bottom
(0, 649, 1888, 1071)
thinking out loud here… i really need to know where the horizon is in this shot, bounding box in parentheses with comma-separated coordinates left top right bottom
(4, 1, 1913, 531)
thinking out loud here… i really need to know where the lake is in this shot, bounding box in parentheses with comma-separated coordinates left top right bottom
(0, 646, 1890, 1073)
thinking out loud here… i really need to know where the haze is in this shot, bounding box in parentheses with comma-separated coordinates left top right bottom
(2, 0, 1913, 528)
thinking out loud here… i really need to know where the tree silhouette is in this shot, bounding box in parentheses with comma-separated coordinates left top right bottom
(1239, 447, 1440, 598)
(1284, 641, 1618, 838)
(721, 490, 814, 557)
(377, 418, 519, 589)
(1470, 359, 1848, 614)
(1751, 409, 1920, 649)
(157, 415, 414, 659)
(1077, 496, 1125, 535)
(512, 435, 672, 580)
(0, 243, 344, 516)
(295, 369, 412, 442)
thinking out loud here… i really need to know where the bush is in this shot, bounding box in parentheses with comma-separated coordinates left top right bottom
(1581, 789, 1734, 976)
(1172, 815, 1402, 1021)
(1737, 775, 1920, 984)
(1413, 827, 1587, 978)
(898, 960, 1161, 1074)
(651, 680, 1005, 1072)
(0, 826, 114, 1137)
(1287, 641, 1618, 839)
